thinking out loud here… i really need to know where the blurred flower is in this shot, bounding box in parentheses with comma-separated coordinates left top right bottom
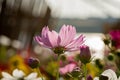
(109, 30, 120, 49)
(1, 69, 43, 80)
(94, 69, 119, 80)
(79, 45, 91, 64)
(59, 63, 77, 75)
(9, 54, 30, 74)
(107, 53, 114, 61)
(27, 57, 40, 69)
(0, 35, 11, 46)
(34, 25, 85, 54)
(118, 77, 120, 80)
(103, 38, 110, 45)
(59, 55, 80, 77)
(59, 55, 76, 67)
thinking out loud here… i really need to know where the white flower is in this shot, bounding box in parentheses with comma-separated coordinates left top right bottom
(1, 69, 43, 80)
(24, 72, 43, 80)
(118, 77, 120, 80)
(94, 69, 120, 80)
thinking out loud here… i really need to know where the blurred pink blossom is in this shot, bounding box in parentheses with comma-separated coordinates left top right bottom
(59, 55, 77, 67)
(109, 30, 120, 49)
(59, 63, 77, 75)
(34, 25, 85, 53)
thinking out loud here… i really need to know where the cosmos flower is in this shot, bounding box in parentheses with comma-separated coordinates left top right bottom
(34, 25, 85, 54)
(94, 69, 120, 80)
(59, 63, 77, 75)
(109, 30, 120, 49)
(59, 55, 79, 75)
(1, 69, 43, 80)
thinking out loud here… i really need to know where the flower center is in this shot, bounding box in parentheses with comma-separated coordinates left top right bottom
(53, 47, 65, 55)
(18, 78, 24, 80)
(13, 60, 19, 67)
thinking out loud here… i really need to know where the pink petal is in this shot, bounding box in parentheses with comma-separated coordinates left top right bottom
(59, 67, 68, 75)
(34, 36, 44, 45)
(41, 27, 53, 47)
(59, 25, 76, 46)
(34, 27, 53, 48)
(67, 63, 77, 72)
(41, 37, 53, 48)
(47, 30, 59, 47)
(59, 63, 77, 75)
(66, 35, 85, 51)
(34, 31, 52, 48)
(34, 36, 52, 48)
(41, 26, 49, 38)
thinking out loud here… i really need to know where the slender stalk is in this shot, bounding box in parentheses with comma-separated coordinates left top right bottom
(106, 44, 113, 52)
(67, 73, 74, 78)
(83, 64, 87, 80)
(56, 54, 61, 80)
(35, 68, 44, 80)
(67, 73, 79, 80)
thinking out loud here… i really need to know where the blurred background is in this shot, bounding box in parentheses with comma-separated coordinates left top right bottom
(0, 0, 120, 75)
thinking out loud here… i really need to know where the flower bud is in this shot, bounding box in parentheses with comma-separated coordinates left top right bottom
(79, 45, 91, 64)
(27, 57, 40, 69)
(60, 54, 66, 61)
(103, 38, 110, 45)
(115, 50, 120, 57)
(107, 53, 114, 61)
(87, 75, 93, 80)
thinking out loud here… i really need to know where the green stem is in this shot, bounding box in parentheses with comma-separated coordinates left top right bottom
(36, 67, 44, 80)
(56, 54, 61, 80)
(83, 64, 87, 80)
(67, 73, 74, 78)
(67, 73, 79, 80)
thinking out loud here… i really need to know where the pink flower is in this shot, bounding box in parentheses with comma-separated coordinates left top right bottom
(59, 63, 77, 75)
(59, 56, 79, 75)
(109, 30, 120, 49)
(59, 56, 77, 67)
(34, 25, 85, 54)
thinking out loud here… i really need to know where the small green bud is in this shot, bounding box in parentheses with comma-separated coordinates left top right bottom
(60, 54, 66, 61)
(103, 39, 110, 45)
(107, 54, 114, 61)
